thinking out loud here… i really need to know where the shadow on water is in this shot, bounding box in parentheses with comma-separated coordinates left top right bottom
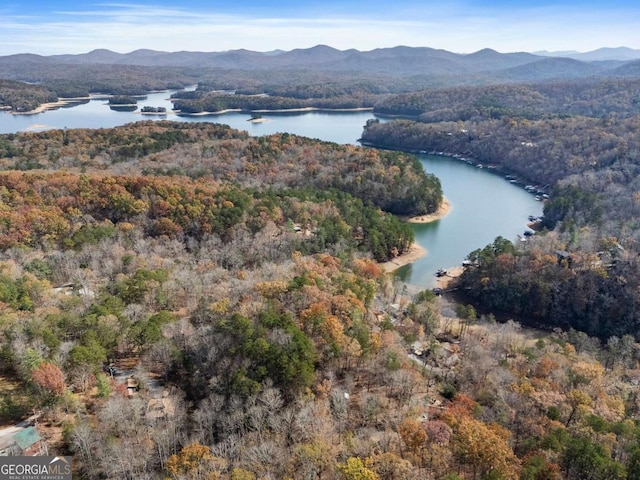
(109, 105, 138, 112)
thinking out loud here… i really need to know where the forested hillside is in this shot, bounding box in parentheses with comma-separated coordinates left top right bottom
(361, 115, 640, 185)
(0, 63, 197, 99)
(372, 78, 640, 120)
(2, 46, 640, 114)
(2, 49, 640, 479)
(2, 124, 640, 478)
(171, 91, 376, 113)
(0, 79, 58, 112)
(361, 78, 640, 342)
(0, 121, 442, 217)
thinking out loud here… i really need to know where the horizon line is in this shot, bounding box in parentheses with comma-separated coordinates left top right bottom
(2, 44, 638, 58)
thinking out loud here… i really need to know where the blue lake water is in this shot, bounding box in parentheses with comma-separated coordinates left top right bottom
(0, 90, 543, 288)
(396, 156, 543, 286)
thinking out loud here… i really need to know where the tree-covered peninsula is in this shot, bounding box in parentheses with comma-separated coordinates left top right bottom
(0, 79, 58, 112)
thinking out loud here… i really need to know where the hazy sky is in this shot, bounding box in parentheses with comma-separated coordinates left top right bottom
(1, 1, 639, 55)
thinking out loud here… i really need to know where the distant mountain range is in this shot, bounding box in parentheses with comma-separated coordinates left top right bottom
(534, 46, 640, 62)
(40, 44, 640, 67)
(1, 45, 640, 85)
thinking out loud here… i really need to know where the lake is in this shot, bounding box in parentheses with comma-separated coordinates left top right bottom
(0, 91, 374, 145)
(396, 156, 543, 286)
(0, 90, 543, 288)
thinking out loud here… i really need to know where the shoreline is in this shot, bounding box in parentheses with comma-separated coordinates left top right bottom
(403, 197, 452, 224)
(180, 108, 243, 116)
(360, 139, 550, 200)
(177, 106, 374, 116)
(139, 111, 170, 116)
(379, 197, 452, 273)
(380, 243, 427, 273)
(251, 106, 374, 114)
(434, 266, 464, 290)
(10, 98, 373, 118)
(10, 97, 91, 115)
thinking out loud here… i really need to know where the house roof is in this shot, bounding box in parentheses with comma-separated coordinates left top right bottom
(12, 427, 40, 450)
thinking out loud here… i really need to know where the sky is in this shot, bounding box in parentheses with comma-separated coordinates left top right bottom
(1, 1, 639, 56)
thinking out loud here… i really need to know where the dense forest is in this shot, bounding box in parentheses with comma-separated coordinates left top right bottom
(0, 79, 58, 112)
(2, 121, 640, 479)
(0, 65, 197, 107)
(0, 121, 442, 217)
(3, 46, 640, 478)
(171, 92, 376, 113)
(361, 78, 640, 343)
(361, 114, 640, 186)
(372, 78, 640, 120)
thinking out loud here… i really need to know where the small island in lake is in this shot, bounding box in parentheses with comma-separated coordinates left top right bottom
(140, 106, 168, 115)
(248, 113, 267, 123)
(108, 95, 139, 112)
(108, 95, 139, 106)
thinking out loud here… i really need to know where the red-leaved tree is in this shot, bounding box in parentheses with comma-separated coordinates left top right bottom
(31, 362, 66, 397)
